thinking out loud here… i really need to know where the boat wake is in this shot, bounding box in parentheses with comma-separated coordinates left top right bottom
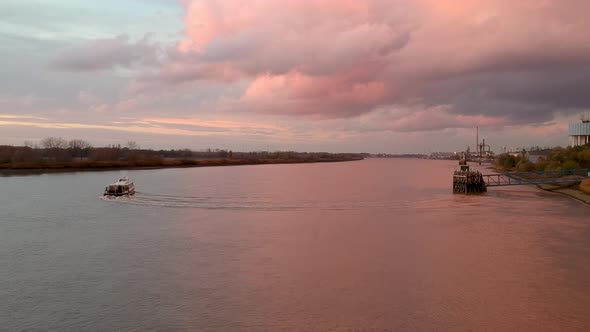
(102, 192, 360, 210)
(101, 192, 292, 210)
(101, 191, 451, 211)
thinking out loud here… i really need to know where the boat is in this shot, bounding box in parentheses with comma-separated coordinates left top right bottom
(104, 177, 136, 196)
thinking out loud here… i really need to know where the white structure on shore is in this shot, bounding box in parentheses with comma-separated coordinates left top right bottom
(569, 114, 590, 147)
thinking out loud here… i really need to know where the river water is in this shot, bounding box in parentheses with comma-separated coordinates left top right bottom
(2, 159, 590, 331)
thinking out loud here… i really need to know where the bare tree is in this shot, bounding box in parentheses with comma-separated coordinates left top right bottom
(127, 141, 140, 150)
(41, 137, 67, 149)
(23, 140, 35, 148)
(68, 139, 92, 150)
(68, 139, 92, 159)
(40, 137, 70, 161)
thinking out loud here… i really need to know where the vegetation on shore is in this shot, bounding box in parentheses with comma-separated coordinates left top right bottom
(495, 145, 590, 202)
(496, 145, 590, 172)
(0, 137, 363, 174)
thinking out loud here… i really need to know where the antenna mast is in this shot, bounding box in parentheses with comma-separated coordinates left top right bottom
(476, 126, 479, 155)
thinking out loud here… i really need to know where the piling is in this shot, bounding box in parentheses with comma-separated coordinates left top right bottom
(453, 169, 487, 194)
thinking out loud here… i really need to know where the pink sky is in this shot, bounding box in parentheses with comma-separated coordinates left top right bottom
(1, 0, 589, 152)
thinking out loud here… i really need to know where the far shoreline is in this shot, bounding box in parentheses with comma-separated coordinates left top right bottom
(0, 157, 364, 177)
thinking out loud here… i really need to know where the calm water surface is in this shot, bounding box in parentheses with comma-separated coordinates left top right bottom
(2, 159, 590, 331)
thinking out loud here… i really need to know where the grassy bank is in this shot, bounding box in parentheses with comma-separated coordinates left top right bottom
(0, 157, 363, 176)
(0, 138, 364, 176)
(538, 181, 590, 204)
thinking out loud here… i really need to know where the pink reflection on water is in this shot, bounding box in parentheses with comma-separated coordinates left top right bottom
(164, 159, 590, 330)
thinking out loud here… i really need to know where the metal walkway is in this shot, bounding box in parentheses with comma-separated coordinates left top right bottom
(483, 169, 590, 187)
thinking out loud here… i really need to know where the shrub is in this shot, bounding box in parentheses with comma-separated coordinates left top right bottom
(562, 160, 580, 170)
(517, 160, 535, 172)
(545, 161, 562, 171)
(578, 150, 590, 167)
(498, 154, 518, 169)
(535, 160, 549, 172)
(550, 148, 566, 163)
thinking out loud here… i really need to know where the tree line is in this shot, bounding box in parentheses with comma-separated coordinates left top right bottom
(497, 145, 590, 172)
(0, 137, 363, 169)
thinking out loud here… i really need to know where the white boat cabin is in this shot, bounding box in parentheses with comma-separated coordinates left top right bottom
(104, 178, 136, 196)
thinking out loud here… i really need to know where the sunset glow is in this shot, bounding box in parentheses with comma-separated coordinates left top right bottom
(2, 0, 589, 151)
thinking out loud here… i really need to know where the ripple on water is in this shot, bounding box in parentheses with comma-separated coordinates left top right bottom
(100, 192, 455, 212)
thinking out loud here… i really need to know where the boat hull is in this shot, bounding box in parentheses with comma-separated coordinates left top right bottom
(103, 191, 135, 197)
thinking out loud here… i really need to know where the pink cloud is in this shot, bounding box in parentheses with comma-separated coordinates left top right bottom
(131, 0, 590, 132)
(240, 71, 388, 117)
(178, 0, 376, 52)
(143, 117, 285, 132)
(388, 107, 509, 132)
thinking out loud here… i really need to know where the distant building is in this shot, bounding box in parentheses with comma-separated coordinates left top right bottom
(569, 114, 590, 146)
(429, 152, 459, 160)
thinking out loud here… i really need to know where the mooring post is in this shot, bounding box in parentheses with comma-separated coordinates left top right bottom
(453, 168, 487, 194)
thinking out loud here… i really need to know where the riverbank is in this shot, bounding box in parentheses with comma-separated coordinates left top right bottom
(484, 163, 590, 204)
(0, 157, 363, 176)
(538, 182, 590, 205)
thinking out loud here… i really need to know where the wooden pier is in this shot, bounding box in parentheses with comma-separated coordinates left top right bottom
(453, 168, 487, 194)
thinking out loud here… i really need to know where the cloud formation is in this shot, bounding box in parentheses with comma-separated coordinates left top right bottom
(0, 115, 286, 139)
(6, 0, 590, 151)
(50, 34, 160, 72)
(138, 0, 590, 130)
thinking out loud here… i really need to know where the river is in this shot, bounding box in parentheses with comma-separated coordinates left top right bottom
(2, 159, 590, 331)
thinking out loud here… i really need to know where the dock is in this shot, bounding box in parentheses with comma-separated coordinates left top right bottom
(453, 168, 487, 194)
(453, 167, 590, 194)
